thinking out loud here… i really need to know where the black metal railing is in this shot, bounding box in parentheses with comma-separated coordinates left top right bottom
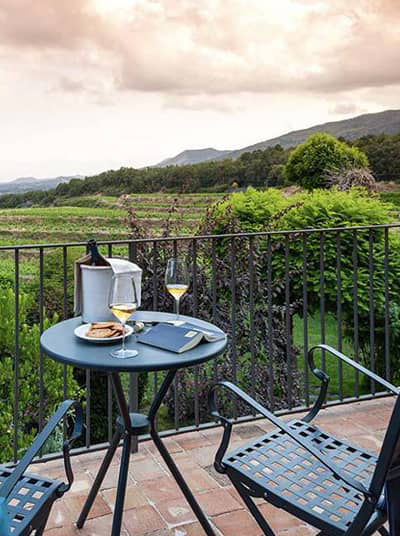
(1, 222, 400, 463)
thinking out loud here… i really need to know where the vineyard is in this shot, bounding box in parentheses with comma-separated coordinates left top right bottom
(0, 193, 224, 247)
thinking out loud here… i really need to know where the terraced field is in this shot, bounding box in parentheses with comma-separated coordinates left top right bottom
(0, 193, 224, 247)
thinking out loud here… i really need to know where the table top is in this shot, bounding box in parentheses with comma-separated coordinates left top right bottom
(40, 311, 227, 373)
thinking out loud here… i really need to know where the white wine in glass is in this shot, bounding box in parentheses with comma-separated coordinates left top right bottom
(111, 303, 137, 323)
(109, 273, 138, 358)
(165, 258, 189, 321)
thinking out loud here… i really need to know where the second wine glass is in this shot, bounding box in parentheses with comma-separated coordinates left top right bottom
(109, 273, 138, 358)
(165, 257, 189, 321)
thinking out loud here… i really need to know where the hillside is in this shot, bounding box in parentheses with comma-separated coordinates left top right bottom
(0, 193, 222, 246)
(2, 110, 398, 194)
(0, 112, 400, 208)
(0, 175, 83, 194)
(157, 109, 400, 166)
(1, 119, 399, 208)
(157, 147, 230, 167)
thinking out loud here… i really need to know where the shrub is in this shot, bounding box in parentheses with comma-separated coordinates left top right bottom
(284, 133, 369, 190)
(204, 187, 400, 382)
(0, 259, 16, 289)
(166, 246, 301, 423)
(0, 288, 81, 462)
(380, 190, 400, 209)
(210, 188, 293, 233)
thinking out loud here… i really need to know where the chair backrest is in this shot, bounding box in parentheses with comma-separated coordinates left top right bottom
(345, 395, 400, 534)
(369, 394, 400, 497)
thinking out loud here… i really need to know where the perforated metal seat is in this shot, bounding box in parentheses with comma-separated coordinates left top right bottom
(209, 345, 399, 535)
(0, 401, 82, 535)
(223, 419, 379, 535)
(0, 468, 62, 535)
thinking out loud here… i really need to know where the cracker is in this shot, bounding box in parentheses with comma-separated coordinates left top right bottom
(91, 322, 116, 329)
(108, 330, 121, 337)
(87, 321, 126, 338)
(87, 327, 114, 338)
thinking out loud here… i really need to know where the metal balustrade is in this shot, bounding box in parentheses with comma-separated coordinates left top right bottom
(1, 222, 399, 463)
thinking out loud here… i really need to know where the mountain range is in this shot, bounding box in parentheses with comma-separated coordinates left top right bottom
(0, 175, 83, 195)
(1, 109, 399, 194)
(156, 109, 400, 167)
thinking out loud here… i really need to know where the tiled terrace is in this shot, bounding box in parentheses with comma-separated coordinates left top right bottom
(35, 397, 393, 536)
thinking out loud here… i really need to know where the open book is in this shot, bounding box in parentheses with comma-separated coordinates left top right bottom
(137, 322, 225, 353)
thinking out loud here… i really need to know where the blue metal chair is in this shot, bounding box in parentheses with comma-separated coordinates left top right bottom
(0, 400, 82, 535)
(209, 344, 400, 535)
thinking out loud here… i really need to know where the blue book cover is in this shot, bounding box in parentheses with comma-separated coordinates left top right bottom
(137, 322, 223, 353)
(175, 322, 224, 342)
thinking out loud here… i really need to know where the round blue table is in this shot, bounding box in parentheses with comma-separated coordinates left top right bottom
(40, 311, 227, 536)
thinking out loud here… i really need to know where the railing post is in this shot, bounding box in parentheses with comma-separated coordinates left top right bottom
(128, 241, 139, 453)
(13, 249, 20, 464)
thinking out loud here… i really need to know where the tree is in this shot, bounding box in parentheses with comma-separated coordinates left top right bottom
(284, 133, 369, 190)
(353, 133, 400, 182)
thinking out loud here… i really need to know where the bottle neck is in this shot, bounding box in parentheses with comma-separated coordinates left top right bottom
(87, 240, 100, 266)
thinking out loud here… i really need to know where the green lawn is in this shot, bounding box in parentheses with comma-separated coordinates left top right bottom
(293, 312, 369, 401)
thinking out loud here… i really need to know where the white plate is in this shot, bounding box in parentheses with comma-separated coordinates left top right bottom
(74, 323, 134, 344)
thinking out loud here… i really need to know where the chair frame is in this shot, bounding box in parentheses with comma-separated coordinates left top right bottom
(0, 400, 82, 535)
(209, 344, 400, 536)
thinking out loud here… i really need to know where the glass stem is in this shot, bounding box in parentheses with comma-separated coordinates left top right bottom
(121, 322, 126, 353)
(176, 298, 180, 321)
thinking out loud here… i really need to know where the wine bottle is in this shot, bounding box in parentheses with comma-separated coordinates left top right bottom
(87, 239, 103, 266)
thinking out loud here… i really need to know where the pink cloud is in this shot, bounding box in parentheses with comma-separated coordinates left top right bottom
(0, 0, 399, 98)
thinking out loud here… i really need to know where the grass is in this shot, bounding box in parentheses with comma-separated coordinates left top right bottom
(293, 312, 369, 401)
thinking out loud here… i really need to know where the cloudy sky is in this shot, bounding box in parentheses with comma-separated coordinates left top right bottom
(0, 0, 399, 181)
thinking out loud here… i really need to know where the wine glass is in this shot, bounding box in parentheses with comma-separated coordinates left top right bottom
(165, 258, 189, 321)
(108, 273, 138, 358)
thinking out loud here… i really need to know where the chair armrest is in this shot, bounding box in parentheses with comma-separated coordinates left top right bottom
(209, 381, 374, 498)
(208, 384, 234, 473)
(303, 345, 399, 424)
(0, 400, 83, 499)
(310, 345, 399, 394)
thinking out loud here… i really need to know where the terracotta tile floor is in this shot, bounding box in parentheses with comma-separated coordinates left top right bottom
(37, 396, 394, 536)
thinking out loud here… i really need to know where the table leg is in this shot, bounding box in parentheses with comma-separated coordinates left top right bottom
(77, 428, 122, 529)
(110, 373, 132, 431)
(112, 432, 132, 536)
(148, 370, 216, 536)
(78, 370, 215, 536)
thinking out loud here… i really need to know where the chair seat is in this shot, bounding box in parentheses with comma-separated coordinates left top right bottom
(0, 466, 62, 535)
(223, 419, 380, 535)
